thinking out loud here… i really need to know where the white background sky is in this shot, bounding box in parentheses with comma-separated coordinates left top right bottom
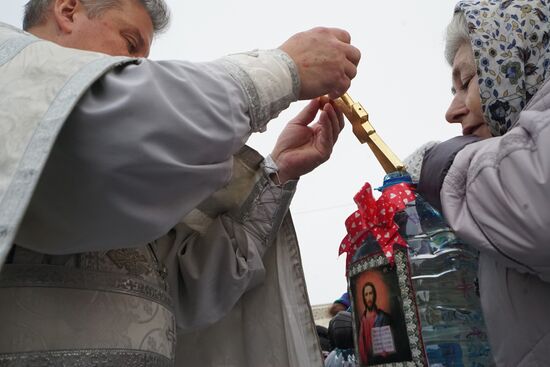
(2, 0, 460, 305)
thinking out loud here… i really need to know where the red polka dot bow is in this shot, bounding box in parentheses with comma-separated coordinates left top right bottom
(340, 181, 416, 269)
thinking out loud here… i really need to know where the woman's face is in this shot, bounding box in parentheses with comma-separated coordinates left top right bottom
(445, 43, 492, 138)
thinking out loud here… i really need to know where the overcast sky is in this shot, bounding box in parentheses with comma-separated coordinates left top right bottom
(1, 0, 461, 305)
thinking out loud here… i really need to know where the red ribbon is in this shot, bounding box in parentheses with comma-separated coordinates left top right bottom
(340, 181, 416, 269)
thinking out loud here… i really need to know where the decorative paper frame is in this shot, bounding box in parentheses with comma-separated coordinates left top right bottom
(348, 247, 427, 367)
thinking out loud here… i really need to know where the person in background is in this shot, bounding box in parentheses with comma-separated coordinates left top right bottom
(329, 291, 351, 316)
(325, 311, 357, 367)
(317, 324, 334, 358)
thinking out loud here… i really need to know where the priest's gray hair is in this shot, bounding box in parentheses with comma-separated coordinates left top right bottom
(445, 11, 470, 66)
(23, 0, 170, 33)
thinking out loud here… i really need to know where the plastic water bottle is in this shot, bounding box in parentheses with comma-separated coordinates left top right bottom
(352, 171, 492, 366)
(333, 93, 492, 365)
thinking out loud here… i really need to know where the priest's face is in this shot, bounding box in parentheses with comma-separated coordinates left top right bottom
(53, 0, 154, 58)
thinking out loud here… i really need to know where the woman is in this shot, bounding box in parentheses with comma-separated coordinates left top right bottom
(418, 0, 550, 365)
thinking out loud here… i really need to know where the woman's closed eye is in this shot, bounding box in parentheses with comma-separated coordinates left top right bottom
(461, 76, 473, 91)
(451, 75, 474, 95)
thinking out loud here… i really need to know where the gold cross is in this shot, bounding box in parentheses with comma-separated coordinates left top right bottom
(333, 93, 405, 173)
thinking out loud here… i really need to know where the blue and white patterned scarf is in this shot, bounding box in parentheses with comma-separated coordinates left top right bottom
(456, 0, 550, 136)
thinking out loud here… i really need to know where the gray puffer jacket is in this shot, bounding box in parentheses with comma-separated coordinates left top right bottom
(441, 79, 550, 367)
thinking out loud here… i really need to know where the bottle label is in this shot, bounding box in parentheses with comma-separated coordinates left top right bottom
(348, 246, 427, 366)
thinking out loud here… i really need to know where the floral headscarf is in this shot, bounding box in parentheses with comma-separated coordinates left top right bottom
(455, 0, 550, 136)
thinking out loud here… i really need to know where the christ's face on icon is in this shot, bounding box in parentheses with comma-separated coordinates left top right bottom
(364, 284, 375, 310)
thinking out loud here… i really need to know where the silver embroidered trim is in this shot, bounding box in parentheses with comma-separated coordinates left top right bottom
(260, 49, 300, 127)
(236, 172, 297, 249)
(219, 58, 263, 131)
(0, 349, 173, 367)
(0, 22, 28, 36)
(0, 53, 136, 268)
(220, 49, 299, 133)
(276, 50, 300, 102)
(0, 36, 38, 67)
(0, 264, 173, 310)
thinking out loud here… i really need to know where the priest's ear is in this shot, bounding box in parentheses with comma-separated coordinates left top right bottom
(53, 0, 85, 34)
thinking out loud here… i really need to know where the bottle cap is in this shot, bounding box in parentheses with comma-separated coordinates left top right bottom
(376, 171, 413, 191)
